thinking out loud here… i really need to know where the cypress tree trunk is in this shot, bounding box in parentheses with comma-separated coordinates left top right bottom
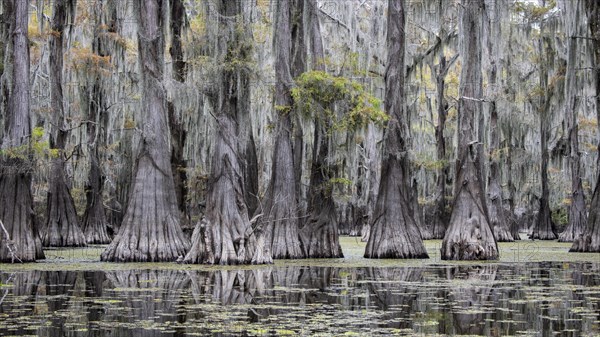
(296, 0, 342, 258)
(300, 123, 344, 258)
(291, 0, 306, 210)
(430, 54, 454, 239)
(485, 2, 512, 242)
(238, 2, 259, 216)
(571, 0, 600, 252)
(105, 1, 127, 236)
(364, 0, 428, 259)
(559, 0, 587, 242)
(184, 0, 271, 264)
(0, 2, 8, 145)
(81, 2, 112, 244)
(531, 35, 558, 240)
(256, 0, 304, 259)
(361, 124, 380, 243)
(441, 0, 498, 260)
(505, 121, 521, 240)
(0, 0, 45, 262)
(488, 100, 513, 242)
(81, 81, 111, 244)
(168, 0, 188, 222)
(101, 0, 190, 262)
(44, 0, 86, 247)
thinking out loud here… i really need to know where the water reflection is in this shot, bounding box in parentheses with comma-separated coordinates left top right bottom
(0, 263, 599, 336)
(104, 270, 189, 337)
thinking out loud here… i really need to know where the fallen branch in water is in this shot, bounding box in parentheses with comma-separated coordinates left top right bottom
(0, 220, 23, 263)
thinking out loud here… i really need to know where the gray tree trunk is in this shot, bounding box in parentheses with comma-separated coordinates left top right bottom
(505, 125, 521, 240)
(291, 0, 307, 209)
(0, 2, 9, 146)
(256, 0, 304, 260)
(168, 0, 188, 223)
(81, 80, 111, 244)
(300, 123, 344, 258)
(0, 0, 44, 262)
(184, 0, 271, 264)
(44, 0, 86, 247)
(441, 0, 498, 260)
(571, 0, 600, 252)
(101, 0, 190, 262)
(485, 1, 513, 242)
(559, 0, 587, 242)
(428, 53, 455, 239)
(364, 0, 428, 259)
(81, 0, 112, 244)
(531, 35, 558, 240)
(488, 100, 513, 242)
(298, 1, 343, 258)
(238, 2, 259, 216)
(361, 124, 380, 242)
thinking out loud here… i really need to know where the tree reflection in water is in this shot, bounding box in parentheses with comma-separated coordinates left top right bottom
(103, 270, 190, 337)
(0, 263, 599, 336)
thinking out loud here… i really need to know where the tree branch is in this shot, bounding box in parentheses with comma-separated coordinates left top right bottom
(0, 220, 23, 263)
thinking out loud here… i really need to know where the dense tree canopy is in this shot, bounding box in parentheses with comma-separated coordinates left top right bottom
(1, 0, 599, 262)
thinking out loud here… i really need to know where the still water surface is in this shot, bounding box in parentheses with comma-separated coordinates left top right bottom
(1, 262, 599, 336)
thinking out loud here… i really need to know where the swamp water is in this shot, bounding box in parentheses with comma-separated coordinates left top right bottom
(1, 238, 599, 336)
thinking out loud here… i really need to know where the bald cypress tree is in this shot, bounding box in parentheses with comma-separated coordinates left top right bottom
(101, 0, 190, 262)
(255, 0, 304, 260)
(559, 0, 587, 242)
(530, 11, 558, 241)
(440, 0, 498, 260)
(184, 0, 271, 264)
(484, 0, 513, 242)
(571, 0, 600, 252)
(364, 0, 428, 259)
(167, 0, 188, 221)
(43, 0, 86, 247)
(0, 0, 44, 262)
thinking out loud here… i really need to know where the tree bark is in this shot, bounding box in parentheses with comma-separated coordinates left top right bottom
(300, 123, 344, 258)
(361, 124, 380, 242)
(81, 80, 111, 244)
(559, 0, 587, 242)
(505, 125, 521, 240)
(296, 0, 342, 258)
(364, 0, 428, 259)
(238, 2, 259, 216)
(168, 0, 188, 223)
(485, 2, 513, 242)
(81, 1, 112, 244)
(571, 0, 600, 252)
(0, 0, 45, 262)
(291, 0, 306, 209)
(184, 0, 271, 264)
(43, 0, 86, 247)
(256, 0, 304, 260)
(488, 100, 513, 242)
(101, 0, 190, 262)
(0, 2, 9, 146)
(441, 0, 498, 260)
(531, 35, 558, 240)
(429, 53, 454, 239)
